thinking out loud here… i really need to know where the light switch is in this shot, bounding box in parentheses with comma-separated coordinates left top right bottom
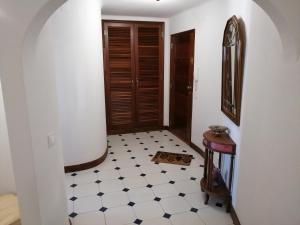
(47, 133, 56, 148)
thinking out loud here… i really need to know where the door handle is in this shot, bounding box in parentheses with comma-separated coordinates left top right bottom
(187, 85, 192, 91)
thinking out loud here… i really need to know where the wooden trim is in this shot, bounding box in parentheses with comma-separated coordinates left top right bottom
(230, 205, 241, 225)
(64, 148, 108, 173)
(108, 126, 165, 135)
(189, 142, 205, 158)
(69, 219, 72, 225)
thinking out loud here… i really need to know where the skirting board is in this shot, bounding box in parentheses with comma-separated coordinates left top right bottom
(189, 142, 205, 158)
(64, 148, 108, 173)
(231, 205, 241, 225)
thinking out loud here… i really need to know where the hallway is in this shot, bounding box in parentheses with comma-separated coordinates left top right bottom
(66, 130, 233, 225)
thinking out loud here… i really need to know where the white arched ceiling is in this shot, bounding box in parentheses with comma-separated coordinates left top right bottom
(253, 0, 300, 60)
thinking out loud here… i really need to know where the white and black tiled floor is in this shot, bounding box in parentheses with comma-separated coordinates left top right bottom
(66, 130, 234, 225)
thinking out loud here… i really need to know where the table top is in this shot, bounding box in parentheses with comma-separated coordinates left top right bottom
(203, 130, 236, 154)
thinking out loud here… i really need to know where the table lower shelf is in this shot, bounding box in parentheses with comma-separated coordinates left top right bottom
(200, 178, 230, 198)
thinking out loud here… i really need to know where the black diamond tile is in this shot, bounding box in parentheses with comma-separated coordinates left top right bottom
(176, 144, 180, 146)
(70, 184, 77, 188)
(124, 144, 128, 146)
(95, 180, 101, 184)
(131, 157, 136, 159)
(160, 146, 164, 148)
(127, 150, 132, 152)
(181, 167, 186, 171)
(97, 192, 104, 197)
(148, 154, 153, 157)
(109, 152, 114, 155)
(155, 141, 159, 143)
(161, 170, 167, 174)
(179, 193, 186, 197)
(169, 181, 175, 184)
(216, 202, 223, 207)
(190, 177, 197, 181)
(140, 173, 146, 177)
(200, 164, 204, 167)
(128, 201, 135, 207)
(163, 213, 171, 219)
(154, 197, 161, 202)
(140, 142, 144, 145)
(118, 176, 125, 180)
(94, 170, 99, 173)
(123, 188, 130, 192)
(182, 150, 187, 153)
(99, 207, 107, 212)
(134, 219, 143, 224)
(115, 167, 120, 170)
(144, 148, 148, 151)
(108, 146, 112, 148)
(191, 207, 198, 213)
(71, 173, 77, 177)
(69, 212, 78, 218)
(121, 139, 125, 141)
(118, 134, 122, 136)
(112, 159, 117, 162)
(150, 136, 154, 138)
(169, 139, 173, 141)
(146, 184, 153, 188)
(136, 137, 140, 140)
(69, 196, 77, 201)
(154, 162, 159, 165)
(164, 134, 167, 136)
(135, 164, 141, 167)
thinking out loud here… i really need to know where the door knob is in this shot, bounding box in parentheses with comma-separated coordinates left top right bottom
(187, 85, 192, 90)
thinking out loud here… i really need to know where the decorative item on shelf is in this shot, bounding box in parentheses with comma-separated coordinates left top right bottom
(209, 125, 229, 136)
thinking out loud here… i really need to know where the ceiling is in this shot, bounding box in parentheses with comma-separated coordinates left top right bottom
(101, 0, 205, 18)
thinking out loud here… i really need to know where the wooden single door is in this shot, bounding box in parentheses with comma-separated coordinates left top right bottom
(169, 29, 195, 143)
(103, 22, 136, 132)
(135, 23, 164, 128)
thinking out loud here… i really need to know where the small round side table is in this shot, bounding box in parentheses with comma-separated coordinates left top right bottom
(201, 130, 236, 212)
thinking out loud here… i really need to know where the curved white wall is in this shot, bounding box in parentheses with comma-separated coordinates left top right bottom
(0, 80, 16, 195)
(42, 0, 107, 166)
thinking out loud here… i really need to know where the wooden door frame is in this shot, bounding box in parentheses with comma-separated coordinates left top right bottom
(169, 29, 195, 144)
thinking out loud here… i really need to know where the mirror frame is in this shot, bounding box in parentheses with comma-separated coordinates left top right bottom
(221, 16, 245, 126)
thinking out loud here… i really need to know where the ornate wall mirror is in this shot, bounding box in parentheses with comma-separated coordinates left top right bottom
(221, 16, 245, 126)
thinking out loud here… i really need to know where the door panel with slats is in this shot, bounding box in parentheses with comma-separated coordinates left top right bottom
(104, 23, 135, 132)
(135, 24, 163, 128)
(103, 21, 164, 134)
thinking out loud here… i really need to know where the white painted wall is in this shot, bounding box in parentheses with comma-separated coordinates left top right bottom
(170, 0, 300, 224)
(44, 0, 107, 166)
(0, 80, 16, 195)
(102, 15, 171, 126)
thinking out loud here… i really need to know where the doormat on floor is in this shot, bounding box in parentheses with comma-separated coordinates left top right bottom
(152, 151, 193, 166)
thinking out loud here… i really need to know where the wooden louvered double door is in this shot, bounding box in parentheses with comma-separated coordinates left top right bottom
(103, 21, 164, 134)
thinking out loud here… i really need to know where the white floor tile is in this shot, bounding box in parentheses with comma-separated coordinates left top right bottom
(152, 183, 178, 198)
(74, 172, 98, 184)
(197, 207, 233, 225)
(74, 183, 99, 197)
(128, 187, 155, 203)
(174, 180, 201, 194)
(139, 217, 172, 225)
(101, 191, 129, 208)
(133, 201, 164, 220)
(104, 205, 136, 225)
(165, 170, 190, 181)
(74, 195, 102, 213)
(160, 196, 191, 214)
(100, 179, 125, 193)
(145, 173, 169, 185)
(98, 169, 120, 181)
(171, 212, 205, 225)
(72, 211, 106, 225)
(140, 164, 162, 174)
(119, 167, 142, 178)
(123, 176, 148, 189)
(184, 191, 208, 209)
